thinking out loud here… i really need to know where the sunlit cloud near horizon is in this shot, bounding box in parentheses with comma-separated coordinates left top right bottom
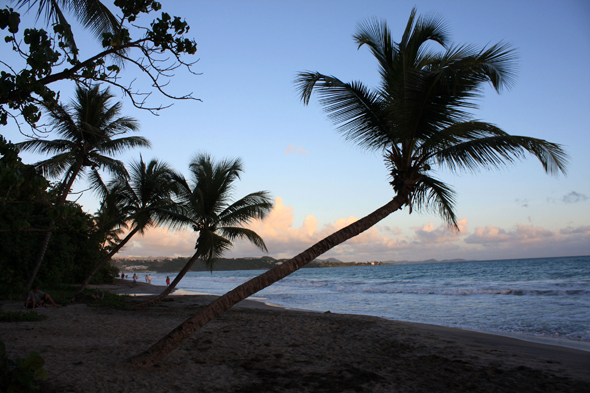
(118, 197, 590, 263)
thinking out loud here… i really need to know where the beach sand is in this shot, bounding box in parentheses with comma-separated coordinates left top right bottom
(2, 281, 589, 393)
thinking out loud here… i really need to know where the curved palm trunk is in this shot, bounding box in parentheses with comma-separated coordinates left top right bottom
(128, 195, 407, 367)
(24, 164, 82, 293)
(129, 250, 202, 310)
(74, 226, 142, 298)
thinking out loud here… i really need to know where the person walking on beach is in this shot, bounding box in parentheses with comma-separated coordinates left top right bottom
(25, 285, 60, 309)
(148, 275, 152, 284)
(133, 273, 137, 283)
(145, 274, 149, 283)
(121, 272, 125, 280)
(166, 276, 170, 286)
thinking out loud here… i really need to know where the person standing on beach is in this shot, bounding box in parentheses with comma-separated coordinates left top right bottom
(121, 272, 125, 280)
(148, 275, 152, 284)
(133, 273, 137, 283)
(166, 276, 170, 286)
(145, 274, 149, 283)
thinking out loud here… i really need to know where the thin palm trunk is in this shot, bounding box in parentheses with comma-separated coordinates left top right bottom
(130, 250, 203, 310)
(128, 194, 406, 367)
(24, 231, 52, 293)
(24, 162, 82, 293)
(74, 226, 141, 298)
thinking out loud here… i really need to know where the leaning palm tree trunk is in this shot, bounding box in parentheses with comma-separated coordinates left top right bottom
(128, 195, 407, 367)
(74, 226, 142, 298)
(130, 251, 203, 310)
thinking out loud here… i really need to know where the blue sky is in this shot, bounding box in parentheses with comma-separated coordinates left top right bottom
(3, 0, 590, 262)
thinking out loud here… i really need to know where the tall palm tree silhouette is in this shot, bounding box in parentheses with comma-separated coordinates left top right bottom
(129, 9, 567, 367)
(18, 84, 148, 291)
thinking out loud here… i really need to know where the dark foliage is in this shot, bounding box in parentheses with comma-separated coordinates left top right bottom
(0, 136, 115, 298)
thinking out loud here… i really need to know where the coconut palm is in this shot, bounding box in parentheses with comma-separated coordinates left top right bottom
(128, 9, 568, 367)
(74, 156, 180, 297)
(18, 84, 149, 291)
(130, 153, 273, 310)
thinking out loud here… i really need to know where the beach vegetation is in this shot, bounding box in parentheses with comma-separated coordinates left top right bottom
(74, 156, 180, 298)
(0, 340, 49, 392)
(0, 311, 47, 323)
(0, 135, 118, 299)
(1, 0, 199, 128)
(130, 153, 273, 309)
(88, 291, 131, 310)
(128, 8, 568, 367)
(16, 84, 148, 293)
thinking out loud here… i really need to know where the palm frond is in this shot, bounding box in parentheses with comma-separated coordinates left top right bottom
(434, 133, 568, 176)
(412, 175, 458, 228)
(196, 230, 234, 270)
(220, 227, 268, 252)
(32, 153, 77, 178)
(295, 72, 390, 150)
(217, 191, 273, 226)
(97, 136, 151, 156)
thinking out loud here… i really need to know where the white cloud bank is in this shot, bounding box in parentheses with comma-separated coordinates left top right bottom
(118, 197, 590, 262)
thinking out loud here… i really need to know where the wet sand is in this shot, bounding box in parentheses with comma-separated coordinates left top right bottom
(2, 281, 589, 392)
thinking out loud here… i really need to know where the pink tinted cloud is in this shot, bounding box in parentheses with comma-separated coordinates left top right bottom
(465, 224, 555, 245)
(412, 219, 467, 244)
(117, 197, 590, 261)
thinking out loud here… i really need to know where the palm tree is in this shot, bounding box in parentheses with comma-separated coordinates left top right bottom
(18, 84, 149, 291)
(127, 9, 568, 367)
(74, 156, 180, 297)
(130, 153, 273, 310)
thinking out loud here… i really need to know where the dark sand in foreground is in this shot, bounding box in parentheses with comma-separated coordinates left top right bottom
(2, 281, 589, 392)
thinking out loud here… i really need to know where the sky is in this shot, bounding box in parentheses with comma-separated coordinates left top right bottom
(2, 0, 590, 262)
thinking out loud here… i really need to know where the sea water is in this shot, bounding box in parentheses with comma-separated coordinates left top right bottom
(147, 255, 590, 349)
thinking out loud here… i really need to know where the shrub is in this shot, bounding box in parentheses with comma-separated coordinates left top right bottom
(0, 311, 47, 323)
(0, 341, 49, 392)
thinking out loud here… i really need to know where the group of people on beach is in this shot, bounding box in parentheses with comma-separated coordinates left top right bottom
(118, 271, 169, 285)
(119, 272, 151, 284)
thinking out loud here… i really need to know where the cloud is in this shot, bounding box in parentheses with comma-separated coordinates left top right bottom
(116, 196, 590, 262)
(284, 145, 309, 156)
(516, 198, 529, 207)
(464, 226, 511, 244)
(232, 197, 414, 260)
(119, 227, 195, 258)
(412, 219, 467, 244)
(562, 191, 588, 204)
(559, 226, 590, 235)
(380, 225, 402, 236)
(465, 224, 565, 245)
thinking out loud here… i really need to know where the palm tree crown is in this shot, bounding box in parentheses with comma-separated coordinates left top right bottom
(18, 84, 149, 202)
(173, 153, 273, 268)
(74, 156, 180, 297)
(129, 153, 273, 309)
(109, 156, 180, 236)
(296, 10, 567, 227)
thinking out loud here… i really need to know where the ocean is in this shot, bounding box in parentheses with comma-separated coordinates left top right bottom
(146, 255, 590, 350)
